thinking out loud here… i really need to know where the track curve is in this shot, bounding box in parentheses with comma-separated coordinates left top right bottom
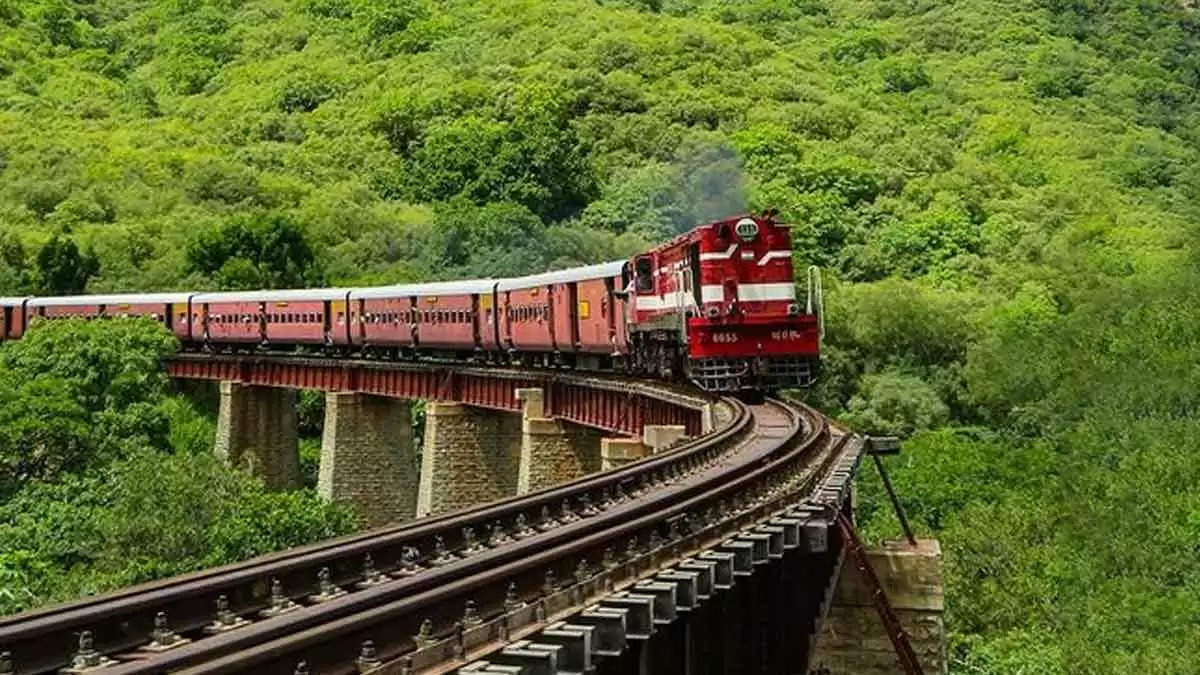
(0, 383, 857, 675)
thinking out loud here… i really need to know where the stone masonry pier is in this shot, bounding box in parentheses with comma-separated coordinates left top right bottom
(416, 401, 523, 517)
(213, 382, 704, 524)
(810, 538, 947, 675)
(189, 356, 718, 526)
(214, 382, 301, 491)
(318, 393, 419, 527)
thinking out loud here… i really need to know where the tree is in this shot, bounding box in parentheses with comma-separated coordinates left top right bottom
(35, 236, 99, 295)
(0, 319, 178, 495)
(186, 213, 323, 290)
(428, 199, 549, 277)
(0, 232, 30, 294)
(0, 450, 358, 613)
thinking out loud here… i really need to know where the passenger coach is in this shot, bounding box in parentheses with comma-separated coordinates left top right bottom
(0, 213, 822, 392)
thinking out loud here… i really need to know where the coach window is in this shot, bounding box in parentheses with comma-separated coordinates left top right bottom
(635, 256, 654, 293)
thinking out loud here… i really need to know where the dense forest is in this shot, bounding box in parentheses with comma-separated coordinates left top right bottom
(2, 0, 1199, 671)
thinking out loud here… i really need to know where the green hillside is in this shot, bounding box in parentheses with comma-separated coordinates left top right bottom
(2, 0, 1199, 671)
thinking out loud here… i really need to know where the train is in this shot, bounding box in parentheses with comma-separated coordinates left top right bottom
(0, 213, 822, 392)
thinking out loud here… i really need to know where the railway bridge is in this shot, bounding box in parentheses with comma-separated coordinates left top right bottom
(0, 354, 945, 675)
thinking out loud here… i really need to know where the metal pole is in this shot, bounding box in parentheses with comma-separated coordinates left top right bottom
(871, 453, 917, 546)
(834, 511, 925, 675)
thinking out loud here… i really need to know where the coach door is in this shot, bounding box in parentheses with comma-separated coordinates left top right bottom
(567, 282, 580, 350)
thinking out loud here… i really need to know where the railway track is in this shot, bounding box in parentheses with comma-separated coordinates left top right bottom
(0, 387, 745, 675)
(1, 388, 858, 675)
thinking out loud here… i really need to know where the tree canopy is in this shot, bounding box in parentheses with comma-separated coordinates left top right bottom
(1, 0, 1199, 668)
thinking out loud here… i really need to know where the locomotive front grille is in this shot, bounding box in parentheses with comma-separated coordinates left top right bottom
(688, 356, 817, 392)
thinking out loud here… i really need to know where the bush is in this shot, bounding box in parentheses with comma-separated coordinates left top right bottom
(844, 370, 949, 437)
(0, 319, 178, 495)
(185, 212, 323, 290)
(0, 450, 358, 613)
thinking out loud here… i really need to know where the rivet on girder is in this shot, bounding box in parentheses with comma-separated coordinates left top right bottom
(514, 513, 536, 539)
(70, 631, 116, 671)
(542, 569, 558, 596)
(294, 660, 310, 675)
(146, 611, 188, 650)
(0, 650, 11, 675)
(362, 553, 388, 585)
(463, 527, 486, 554)
(625, 537, 640, 561)
(574, 558, 590, 584)
(206, 594, 249, 633)
(560, 499, 578, 523)
(602, 546, 617, 569)
(649, 529, 664, 550)
(579, 494, 599, 517)
(614, 483, 628, 502)
(310, 567, 347, 603)
(356, 640, 382, 674)
(394, 547, 421, 578)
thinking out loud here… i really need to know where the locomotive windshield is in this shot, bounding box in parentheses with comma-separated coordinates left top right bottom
(634, 256, 654, 292)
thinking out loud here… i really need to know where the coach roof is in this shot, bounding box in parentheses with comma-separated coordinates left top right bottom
(28, 292, 194, 307)
(351, 279, 498, 300)
(497, 261, 625, 291)
(192, 288, 351, 303)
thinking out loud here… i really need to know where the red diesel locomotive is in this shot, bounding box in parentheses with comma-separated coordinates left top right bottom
(0, 213, 822, 392)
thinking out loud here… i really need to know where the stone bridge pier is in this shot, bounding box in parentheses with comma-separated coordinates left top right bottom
(212, 380, 684, 526)
(810, 538, 947, 675)
(214, 382, 302, 491)
(319, 392, 419, 527)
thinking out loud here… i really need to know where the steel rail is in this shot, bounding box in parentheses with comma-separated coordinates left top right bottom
(94, 400, 838, 675)
(0, 386, 745, 675)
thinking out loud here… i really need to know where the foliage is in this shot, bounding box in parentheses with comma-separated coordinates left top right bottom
(0, 318, 177, 496)
(0, 449, 357, 614)
(34, 236, 99, 295)
(185, 212, 323, 290)
(843, 370, 949, 437)
(1, 0, 1200, 668)
(0, 320, 357, 614)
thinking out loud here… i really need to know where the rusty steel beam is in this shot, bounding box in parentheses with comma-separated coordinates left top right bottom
(167, 355, 705, 436)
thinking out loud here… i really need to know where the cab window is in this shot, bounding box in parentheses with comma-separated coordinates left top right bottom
(635, 256, 654, 293)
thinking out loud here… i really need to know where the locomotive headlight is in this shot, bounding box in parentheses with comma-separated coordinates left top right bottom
(734, 218, 759, 242)
(787, 303, 801, 316)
